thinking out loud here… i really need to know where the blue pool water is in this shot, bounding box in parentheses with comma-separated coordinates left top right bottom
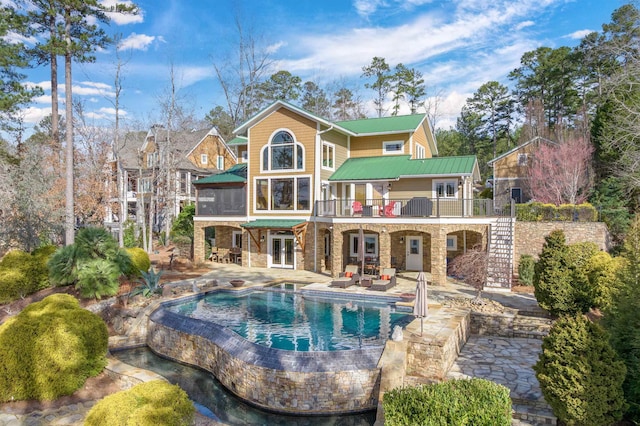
(168, 289, 413, 351)
(113, 346, 376, 425)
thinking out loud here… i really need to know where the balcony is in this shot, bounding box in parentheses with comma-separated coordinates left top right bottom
(315, 198, 505, 218)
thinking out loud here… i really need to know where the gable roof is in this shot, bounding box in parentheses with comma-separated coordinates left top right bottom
(335, 114, 426, 136)
(487, 136, 557, 166)
(329, 155, 480, 182)
(227, 136, 247, 146)
(233, 100, 335, 136)
(193, 163, 247, 184)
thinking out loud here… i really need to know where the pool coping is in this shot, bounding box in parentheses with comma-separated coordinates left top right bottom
(149, 287, 409, 373)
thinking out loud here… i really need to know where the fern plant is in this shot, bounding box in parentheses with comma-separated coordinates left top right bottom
(130, 268, 163, 298)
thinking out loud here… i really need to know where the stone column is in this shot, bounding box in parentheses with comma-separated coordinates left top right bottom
(431, 226, 448, 285)
(379, 230, 391, 269)
(193, 223, 205, 263)
(331, 227, 344, 278)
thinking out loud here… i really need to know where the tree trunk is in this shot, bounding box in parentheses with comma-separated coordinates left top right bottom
(64, 7, 74, 245)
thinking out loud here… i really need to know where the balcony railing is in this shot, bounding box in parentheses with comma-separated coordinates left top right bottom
(315, 197, 504, 218)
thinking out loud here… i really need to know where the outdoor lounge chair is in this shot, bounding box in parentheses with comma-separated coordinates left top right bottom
(331, 265, 360, 288)
(382, 201, 397, 217)
(370, 268, 397, 291)
(352, 201, 363, 216)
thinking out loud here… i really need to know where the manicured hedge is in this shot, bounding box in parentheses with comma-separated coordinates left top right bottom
(515, 202, 598, 222)
(0, 294, 108, 402)
(383, 378, 511, 426)
(85, 380, 194, 426)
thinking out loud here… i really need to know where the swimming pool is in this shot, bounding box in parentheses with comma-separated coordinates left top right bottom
(147, 287, 412, 414)
(167, 289, 413, 351)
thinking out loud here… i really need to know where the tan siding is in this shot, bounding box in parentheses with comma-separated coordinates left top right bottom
(389, 178, 433, 198)
(320, 129, 348, 181)
(412, 127, 433, 158)
(187, 135, 235, 170)
(494, 143, 539, 179)
(350, 133, 411, 157)
(247, 108, 317, 216)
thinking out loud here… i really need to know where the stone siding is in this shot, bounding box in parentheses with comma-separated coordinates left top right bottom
(471, 311, 552, 339)
(147, 304, 382, 414)
(514, 222, 610, 273)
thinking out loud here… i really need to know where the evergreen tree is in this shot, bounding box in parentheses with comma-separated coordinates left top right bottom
(301, 81, 330, 117)
(534, 314, 626, 426)
(533, 230, 577, 316)
(604, 215, 640, 421)
(361, 56, 391, 117)
(465, 81, 514, 158)
(256, 70, 302, 108)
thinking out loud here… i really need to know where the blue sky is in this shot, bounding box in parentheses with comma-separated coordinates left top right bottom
(16, 0, 624, 132)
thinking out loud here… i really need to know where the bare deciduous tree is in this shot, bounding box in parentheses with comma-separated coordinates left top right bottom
(447, 246, 489, 302)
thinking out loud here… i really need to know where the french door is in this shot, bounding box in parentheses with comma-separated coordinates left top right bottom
(270, 233, 295, 269)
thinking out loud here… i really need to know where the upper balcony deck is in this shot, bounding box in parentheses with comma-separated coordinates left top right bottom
(315, 197, 510, 219)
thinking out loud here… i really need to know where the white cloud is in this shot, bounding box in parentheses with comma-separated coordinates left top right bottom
(266, 41, 286, 55)
(118, 33, 157, 51)
(85, 107, 128, 120)
(566, 29, 593, 40)
(101, 0, 144, 25)
(353, 0, 386, 18)
(4, 31, 37, 45)
(515, 20, 535, 31)
(21, 106, 51, 124)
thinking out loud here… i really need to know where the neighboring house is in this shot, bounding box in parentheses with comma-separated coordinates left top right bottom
(105, 126, 236, 237)
(193, 100, 514, 289)
(487, 136, 557, 211)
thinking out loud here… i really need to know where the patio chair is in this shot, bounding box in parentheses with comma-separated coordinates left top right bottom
(352, 201, 363, 216)
(331, 265, 360, 288)
(383, 201, 397, 217)
(370, 268, 397, 291)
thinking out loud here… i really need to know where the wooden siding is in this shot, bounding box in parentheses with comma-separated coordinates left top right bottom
(350, 133, 410, 158)
(493, 143, 539, 179)
(412, 126, 433, 158)
(248, 107, 318, 216)
(320, 129, 349, 181)
(389, 178, 433, 198)
(187, 134, 235, 170)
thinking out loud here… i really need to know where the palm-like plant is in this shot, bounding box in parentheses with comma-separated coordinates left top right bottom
(77, 259, 121, 299)
(47, 244, 80, 286)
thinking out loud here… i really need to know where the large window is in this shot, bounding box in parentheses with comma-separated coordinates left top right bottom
(262, 130, 304, 171)
(416, 144, 426, 159)
(350, 233, 378, 257)
(322, 142, 334, 169)
(434, 180, 457, 198)
(255, 176, 311, 211)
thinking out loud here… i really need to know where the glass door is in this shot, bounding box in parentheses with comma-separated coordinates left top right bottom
(269, 233, 295, 269)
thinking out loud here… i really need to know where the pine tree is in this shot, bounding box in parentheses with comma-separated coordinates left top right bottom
(533, 230, 577, 315)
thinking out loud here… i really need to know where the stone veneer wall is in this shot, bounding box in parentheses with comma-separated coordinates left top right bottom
(405, 308, 471, 380)
(147, 302, 383, 414)
(513, 222, 611, 273)
(471, 311, 553, 339)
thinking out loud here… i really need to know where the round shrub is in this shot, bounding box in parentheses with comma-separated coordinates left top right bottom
(0, 269, 29, 303)
(0, 294, 108, 402)
(125, 247, 151, 277)
(77, 259, 121, 299)
(534, 314, 626, 426)
(517, 254, 535, 286)
(383, 378, 511, 426)
(85, 380, 195, 426)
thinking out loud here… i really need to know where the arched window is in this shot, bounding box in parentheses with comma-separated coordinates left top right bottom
(262, 130, 304, 171)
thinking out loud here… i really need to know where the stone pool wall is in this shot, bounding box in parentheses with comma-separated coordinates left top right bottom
(147, 306, 383, 414)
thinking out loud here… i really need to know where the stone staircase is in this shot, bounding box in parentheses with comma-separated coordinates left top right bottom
(486, 215, 515, 291)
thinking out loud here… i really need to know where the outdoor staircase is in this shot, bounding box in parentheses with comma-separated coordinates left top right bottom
(485, 215, 514, 291)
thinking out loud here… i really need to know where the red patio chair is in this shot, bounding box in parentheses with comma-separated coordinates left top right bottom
(383, 201, 397, 217)
(352, 201, 363, 215)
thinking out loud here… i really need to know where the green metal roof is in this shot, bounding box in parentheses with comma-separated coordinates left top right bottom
(335, 114, 426, 135)
(240, 219, 306, 229)
(329, 155, 478, 181)
(227, 136, 247, 145)
(193, 163, 247, 184)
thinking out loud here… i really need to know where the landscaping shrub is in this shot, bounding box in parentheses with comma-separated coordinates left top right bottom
(515, 202, 597, 222)
(533, 230, 578, 316)
(85, 380, 194, 426)
(170, 203, 195, 239)
(125, 247, 151, 277)
(534, 314, 626, 426)
(0, 294, 108, 402)
(48, 227, 133, 299)
(383, 378, 511, 426)
(0, 247, 56, 302)
(517, 254, 536, 286)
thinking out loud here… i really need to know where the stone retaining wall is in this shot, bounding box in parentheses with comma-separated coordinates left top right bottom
(471, 311, 552, 339)
(147, 304, 382, 414)
(514, 222, 610, 272)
